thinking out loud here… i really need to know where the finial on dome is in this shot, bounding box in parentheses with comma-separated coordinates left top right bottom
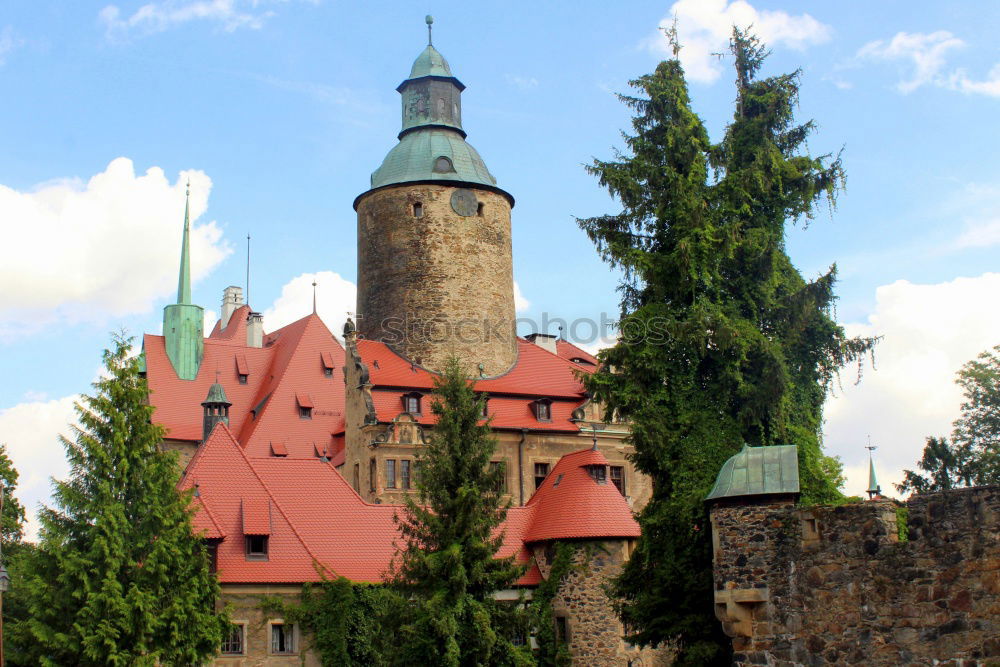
(426, 15, 433, 45)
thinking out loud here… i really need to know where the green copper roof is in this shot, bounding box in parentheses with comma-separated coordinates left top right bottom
(408, 44, 453, 79)
(867, 455, 881, 495)
(705, 445, 800, 502)
(370, 129, 496, 189)
(202, 381, 231, 406)
(177, 184, 192, 304)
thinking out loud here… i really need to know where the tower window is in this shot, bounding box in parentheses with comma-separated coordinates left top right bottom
(413, 202, 424, 218)
(610, 466, 626, 495)
(386, 459, 397, 489)
(477, 202, 484, 216)
(433, 156, 454, 173)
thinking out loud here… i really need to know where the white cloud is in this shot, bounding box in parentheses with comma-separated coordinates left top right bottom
(954, 218, 1000, 249)
(0, 26, 24, 65)
(99, 0, 316, 37)
(856, 31, 965, 93)
(514, 281, 530, 312)
(824, 273, 1000, 498)
(0, 395, 78, 541)
(262, 270, 357, 337)
(948, 63, 1000, 98)
(644, 0, 832, 84)
(0, 158, 230, 339)
(505, 74, 539, 91)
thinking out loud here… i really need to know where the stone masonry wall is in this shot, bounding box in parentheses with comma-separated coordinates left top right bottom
(215, 586, 321, 666)
(710, 487, 1000, 666)
(356, 184, 517, 376)
(533, 540, 675, 666)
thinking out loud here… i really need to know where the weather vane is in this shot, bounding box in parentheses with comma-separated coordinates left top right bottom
(426, 15, 433, 46)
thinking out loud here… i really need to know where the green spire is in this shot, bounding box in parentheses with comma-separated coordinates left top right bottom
(866, 445, 881, 498)
(162, 179, 204, 381)
(177, 182, 192, 304)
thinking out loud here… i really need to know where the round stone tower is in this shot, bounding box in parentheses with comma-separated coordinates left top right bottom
(354, 19, 517, 376)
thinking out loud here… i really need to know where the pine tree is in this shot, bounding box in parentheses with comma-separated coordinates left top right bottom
(0, 444, 32, 666)
(18, 334, 227, 666)
(389, 358, 531, 667)
(578, 29, 876, 663)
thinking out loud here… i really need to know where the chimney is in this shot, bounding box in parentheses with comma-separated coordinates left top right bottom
(525, 333, 558, 355)
(247, 312, 264, 348)
(221, 286, 244, 329)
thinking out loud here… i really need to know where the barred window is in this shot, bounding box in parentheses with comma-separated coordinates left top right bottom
(271, 623, 296, 655)
(221, 624, 244, 654)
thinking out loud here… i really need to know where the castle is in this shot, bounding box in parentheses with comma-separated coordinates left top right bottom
(142, 21, 669, 665)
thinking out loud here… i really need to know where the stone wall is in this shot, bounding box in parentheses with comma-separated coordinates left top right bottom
(533, 540, 675, 666)
(355, 183, 517, 376)
(710, 487, 1000, 666)
(215, 585, 320, 666)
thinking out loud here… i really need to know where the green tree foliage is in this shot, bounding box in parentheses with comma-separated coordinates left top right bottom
(898, 345, 1000, 493)
(0, 444, 27, 543)
(389, 357, 532, 666)
(14, 334, 227, 666)
(578, 29, 876, 663)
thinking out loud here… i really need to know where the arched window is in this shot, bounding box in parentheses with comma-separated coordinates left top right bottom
(413, 202, 423, 218)
(477, 202, 484, 216)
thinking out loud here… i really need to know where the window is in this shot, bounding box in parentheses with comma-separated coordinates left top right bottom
(353, 463, 360, 492)
(205, 540, 219, 572)
(534, 462, 550, 491)
(245, 535, 268, 559)
(555, 616, 569, 644)
(480, 395, 489, 418)
(477, 202, 484, 216)
(221, 624, 245, 655)
(238, 373, 248, 385)
(433, 156, 454, 173)
(610, 466, 625, 496)
(490, 461, 507, 494)
(533, 400, 552, 422)
(270, 623, 296, 655)
(298, 405, 312, 419)
(403, 392, 422, 415)
(401, 459, 411, 490)
(413, 202, 424, 217)
(386, 459, 397, 489)
(324, 367, 333, 378)
(369, 457, 377, 493)
(587, 464, 607, 484)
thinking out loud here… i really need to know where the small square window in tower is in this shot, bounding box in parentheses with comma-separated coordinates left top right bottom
(413, 202, 424, 218)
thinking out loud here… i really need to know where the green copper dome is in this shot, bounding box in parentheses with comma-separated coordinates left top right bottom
(201, 382, 231, 407)
(408, 44, 453, 79)
(370, 129, 496, 189)
(705, 444, 800, 502)
(359, 25, 510, 200)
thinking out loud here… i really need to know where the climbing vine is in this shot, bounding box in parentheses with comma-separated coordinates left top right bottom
(530, 541, 576, 667)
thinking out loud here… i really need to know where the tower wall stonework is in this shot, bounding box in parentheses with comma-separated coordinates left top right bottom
(356, 184, 517, 376)
(710, 487, 1000, 666)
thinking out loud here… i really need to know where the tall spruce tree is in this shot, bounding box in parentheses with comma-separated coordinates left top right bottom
(389, 358, 531, 667)
(578, 29, 876, 663)
(19, 334, 227, 666)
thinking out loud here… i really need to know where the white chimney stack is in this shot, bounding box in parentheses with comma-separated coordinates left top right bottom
(221, 286, 244, 330)
(247, 311, 264, 348)
(525, 333, 558, 355)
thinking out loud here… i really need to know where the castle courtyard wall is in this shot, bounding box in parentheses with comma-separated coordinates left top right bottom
(710, 486, 1000, 666)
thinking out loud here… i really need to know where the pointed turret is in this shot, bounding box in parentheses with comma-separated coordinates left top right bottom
(201, 379, 231, 442)
(866, 444, 882, 499)
(163, 182, 205, 380)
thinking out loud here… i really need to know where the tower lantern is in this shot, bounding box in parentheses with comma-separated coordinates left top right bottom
(353, 18, 517, 376)
(201, 379, 231, 442)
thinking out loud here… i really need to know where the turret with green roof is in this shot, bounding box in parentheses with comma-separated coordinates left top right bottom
(162, 183, 204, 381)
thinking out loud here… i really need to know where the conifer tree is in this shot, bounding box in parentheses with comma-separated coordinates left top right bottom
(578, 29, 876, 663)
(0, 444, 32, 666)
(18, 334, 227, 666)
(390, 358, 531, 667)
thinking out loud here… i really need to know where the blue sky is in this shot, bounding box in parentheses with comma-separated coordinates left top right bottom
(2, 0, 1000, 531)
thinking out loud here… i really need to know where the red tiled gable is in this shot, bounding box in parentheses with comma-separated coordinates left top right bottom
(192, 494, 225, 539)
(370, 390, 582, 432)
(144, 313, 345, 458)
(524, 448, 640, 543)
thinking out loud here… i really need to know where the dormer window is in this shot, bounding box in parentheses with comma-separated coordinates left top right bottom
(433, 156, 454, 173)
(296, 392, 313, 420)
(413, 202, 424, 218)
(236, 354, 249, 384)
(245, 535, 269, 559)
(587, 464, 608, 484)
(533, 399, 552, 422)
(321, 351, 336, 378)
(402, 392, 423, 416)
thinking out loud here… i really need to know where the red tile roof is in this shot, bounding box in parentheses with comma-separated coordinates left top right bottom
(242, 497, 271, 535)
(556, 339, 600, 367)
(524, 448, 639, 543)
